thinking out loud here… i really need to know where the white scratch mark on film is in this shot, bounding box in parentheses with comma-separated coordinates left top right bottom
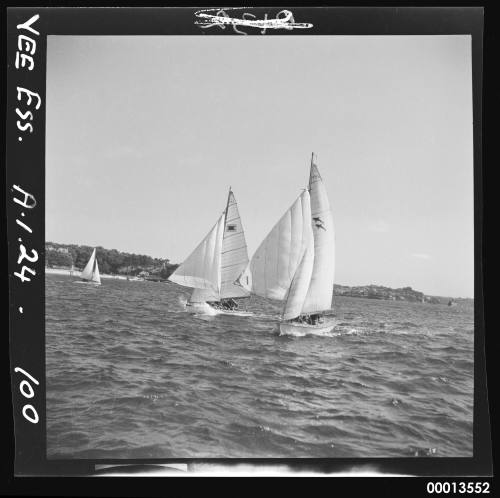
(194, 8, 313, 32)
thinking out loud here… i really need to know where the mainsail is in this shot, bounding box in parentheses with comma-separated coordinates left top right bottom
(81, 248, 102, 284)
(237, 190, 312, 301)
(168, 213, 225, 293)
(301, 159, 335, 314)
(92, 259, 101, 284)
(220, 190, 250, 299)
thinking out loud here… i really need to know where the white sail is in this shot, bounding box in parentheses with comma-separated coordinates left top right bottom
(282, 206, 314, 320)
(92, 259, 101, 284)
(168, 212, 225, 293)
(189, 287, 219, 303)
(301, 161, 335, 314)
(238, 190, 312, 301)
(81, 248, 96, 281)
(220, 190, 250, 299)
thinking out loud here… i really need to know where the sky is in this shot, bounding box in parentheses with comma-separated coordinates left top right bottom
(46, 35, 474, 298)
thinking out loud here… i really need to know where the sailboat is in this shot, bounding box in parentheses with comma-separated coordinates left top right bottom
(78, 247, 102, 285)
(168, 188, 252, 316)
(237, 154, 336, 335)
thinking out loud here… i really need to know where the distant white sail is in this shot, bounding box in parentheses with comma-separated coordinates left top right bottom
(220, 190, 250, 299)
(238, 190, 312, 301)
(301, 162, 335, 314)
(92, 259, 101, 284)
(168, 213, 225, 294)
(282, 205, 315, 320)
(81, 248, 96, 281)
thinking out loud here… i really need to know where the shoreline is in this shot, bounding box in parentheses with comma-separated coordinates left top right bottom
(45, 267, 128, 280)
(45, 268, 472, 302)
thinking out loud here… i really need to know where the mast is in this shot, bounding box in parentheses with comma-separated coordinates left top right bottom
(309, 152, 315, 190)
(220, 185, 232, 303)
(223, 186, 232, 227)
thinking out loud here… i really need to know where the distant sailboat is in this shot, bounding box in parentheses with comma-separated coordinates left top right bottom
(168, 188, 251, 315)
(79, 248, 102, 285)
(238, 154, 336, 335)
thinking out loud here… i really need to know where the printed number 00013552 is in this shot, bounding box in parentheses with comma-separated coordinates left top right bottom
(426, 482, 490, 494)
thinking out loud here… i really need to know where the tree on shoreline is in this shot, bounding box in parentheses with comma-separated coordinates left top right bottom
(45, 242, 176, 278)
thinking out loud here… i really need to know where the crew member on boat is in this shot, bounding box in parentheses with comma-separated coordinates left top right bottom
(292, 314, 324, 325)
(221, 298, 238, 310)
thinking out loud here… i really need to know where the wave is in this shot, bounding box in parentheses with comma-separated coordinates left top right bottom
(45, 274, 475, 458)
(278, 326, 340, 338)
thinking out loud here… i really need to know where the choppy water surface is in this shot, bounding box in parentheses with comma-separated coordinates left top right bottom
(46, 274, 473, 458)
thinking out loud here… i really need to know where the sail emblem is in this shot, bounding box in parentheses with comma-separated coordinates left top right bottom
(226, 224, 236, 231)
(313, 216, 326, 231)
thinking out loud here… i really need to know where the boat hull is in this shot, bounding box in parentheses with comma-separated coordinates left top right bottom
(216, 309, 253, 317)
(185, 301, 252, 316)
(185, 302, 221, 315)
(279, 319, 336, 336)
(75, 279, 101, 286)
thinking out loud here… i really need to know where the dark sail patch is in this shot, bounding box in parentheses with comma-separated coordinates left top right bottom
(313, 217, 326, 231)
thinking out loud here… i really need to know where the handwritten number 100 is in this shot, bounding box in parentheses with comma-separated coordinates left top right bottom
(14, 367, 39, 424)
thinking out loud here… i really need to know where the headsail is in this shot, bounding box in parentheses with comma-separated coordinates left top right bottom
(81, 248, 96, 281)
(220, 189, 250, 299)
(189, 287, 220, 303)
(237, 190, 312, 301)
(168, 212, 225, 293)
(282, 202, 315, 320)
(301, 157, 335, 314)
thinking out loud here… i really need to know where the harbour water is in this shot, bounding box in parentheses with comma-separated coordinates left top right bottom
(46, 273, 474, 458)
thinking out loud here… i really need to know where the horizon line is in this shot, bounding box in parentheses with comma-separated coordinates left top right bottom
(45, 240, 474, 300)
